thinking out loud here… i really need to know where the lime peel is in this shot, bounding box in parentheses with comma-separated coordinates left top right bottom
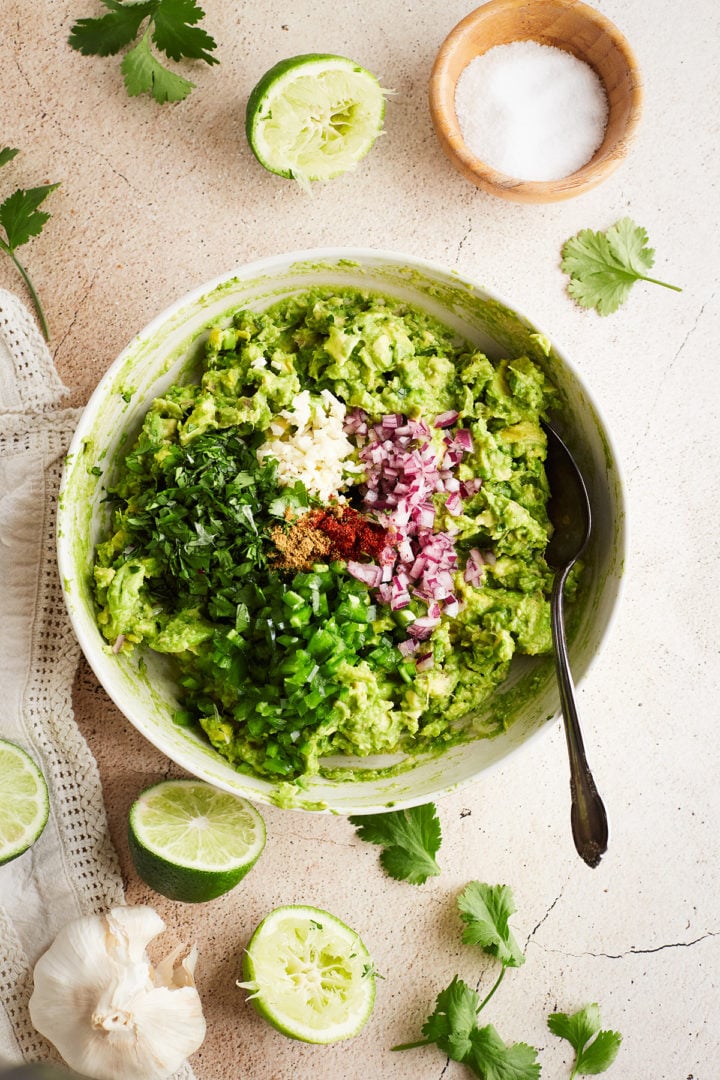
(245, 53, 388, 188)
(239, 904, 376, 1043)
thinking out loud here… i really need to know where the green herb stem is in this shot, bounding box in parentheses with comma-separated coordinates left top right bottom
(390, 1037, 432, 1052)
(637, 274, 683, 293)
(477, 966, 505, 1013)
(0, 237, 50, 339)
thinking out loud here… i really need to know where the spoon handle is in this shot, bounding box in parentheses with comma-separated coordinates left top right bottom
(551, 571, 609, 868)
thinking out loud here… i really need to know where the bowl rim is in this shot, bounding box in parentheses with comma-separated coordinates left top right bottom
(57, 245, 627, 812)
(429, 0, 644, 201)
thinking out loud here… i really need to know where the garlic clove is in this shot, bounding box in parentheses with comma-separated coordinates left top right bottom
(29, 905, 206, 1080)
(154, 942, 199, 989)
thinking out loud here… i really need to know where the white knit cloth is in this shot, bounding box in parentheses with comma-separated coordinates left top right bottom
(0, 292, 195, 1080)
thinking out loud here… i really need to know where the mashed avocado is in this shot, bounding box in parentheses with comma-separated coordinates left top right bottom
(93, 288, 561, 783)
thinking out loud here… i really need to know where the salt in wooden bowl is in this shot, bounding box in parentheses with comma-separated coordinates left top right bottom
(429, 0, 644, 203)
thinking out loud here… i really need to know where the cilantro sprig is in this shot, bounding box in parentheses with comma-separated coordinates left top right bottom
(561, 217, 681, 315)
(0, 148, 60, 340)
(349, 803, 442, 885)
(548, 1004, 622, 1077)
(396, 976, 540, 1080)
(393, 882, 540, 1079)
(393, 882, 623, 1079)
(68, 0, 219, 103)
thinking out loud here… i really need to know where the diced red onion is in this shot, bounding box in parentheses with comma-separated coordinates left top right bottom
(445, 491, 462, 516)
(460, 478, 483, 498)
(346, 561, 383, 588)
(453, 427, 474, 453)
(407, 616, 440, 640)
(348, 409, 488, 644)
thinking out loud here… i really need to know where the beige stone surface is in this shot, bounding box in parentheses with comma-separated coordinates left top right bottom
(2, 1, 719, 1078)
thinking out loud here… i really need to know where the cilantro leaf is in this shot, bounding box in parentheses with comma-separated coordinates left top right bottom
(561, 217, 681, 315)
(422, 975, 480, 1052)
(464, 1025, 541, 1080)
(0, 184, 60, 250)
(0, 148, 59, 340)
(0, 147, 20, 169)
(152, 0, 218, 64)
(548, 1003, 622, 1077)
(457, 882, 526, 968)
(349, 802, 441, 885)
(398, 976, 540, 1080)
(122, 32, 194, 102)
(68, 0, 218, 103)
(68, 1, 156, 56)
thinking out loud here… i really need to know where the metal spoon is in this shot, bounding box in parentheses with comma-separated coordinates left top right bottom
(543, 422, 609, 868)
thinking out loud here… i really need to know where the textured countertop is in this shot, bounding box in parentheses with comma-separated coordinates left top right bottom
(2, 1, 719, 1077)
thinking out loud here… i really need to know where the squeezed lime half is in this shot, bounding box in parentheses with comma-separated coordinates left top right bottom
(0, 739, 50, 865)
(128, 779, 266, 903)
(245, 53, 386, 185)
(240, 904, 376, 1042)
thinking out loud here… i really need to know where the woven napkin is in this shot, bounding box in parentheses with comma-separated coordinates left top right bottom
(0, 291, 195, 1080)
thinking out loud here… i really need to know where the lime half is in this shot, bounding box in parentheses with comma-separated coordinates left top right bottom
(245, 53, 386, 185)
(240, 904, 376, 1043)
(128, 779, 266, 903)
(0, 739, 49, 865)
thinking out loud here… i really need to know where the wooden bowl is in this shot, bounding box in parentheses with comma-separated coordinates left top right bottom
(429, 0, 643, 202)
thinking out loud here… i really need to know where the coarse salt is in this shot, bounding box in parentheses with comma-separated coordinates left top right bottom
(454, 40, 608, 182)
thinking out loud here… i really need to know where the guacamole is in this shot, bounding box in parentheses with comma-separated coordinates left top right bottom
(93, 288, 560, 783)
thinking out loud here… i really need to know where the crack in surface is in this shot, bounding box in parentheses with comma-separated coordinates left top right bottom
(456, 220, 473, 259)
(527, 889, 565, 945)
(52, 253, 110, 364)
(13, 53, 135, 193)
(541, 929, 719, 960)
(636, 291, 715, 453)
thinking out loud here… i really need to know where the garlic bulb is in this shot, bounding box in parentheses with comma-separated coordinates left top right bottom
(28, 906, 206, 1080)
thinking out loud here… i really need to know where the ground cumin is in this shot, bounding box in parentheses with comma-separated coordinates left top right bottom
(270, 518, 332, 572)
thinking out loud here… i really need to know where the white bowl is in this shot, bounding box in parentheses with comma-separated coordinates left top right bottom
(57, 249, 625, 813)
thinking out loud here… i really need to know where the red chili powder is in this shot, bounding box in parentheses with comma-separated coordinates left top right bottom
(309, 506, 388, 561)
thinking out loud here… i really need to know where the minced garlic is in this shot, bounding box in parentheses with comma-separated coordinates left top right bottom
(256, 389, 360, 502)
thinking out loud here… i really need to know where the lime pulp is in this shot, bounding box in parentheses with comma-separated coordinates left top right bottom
(240, 904, 376, 1043)
(245, 53, 386, 185)
(0, 739, 50, 865)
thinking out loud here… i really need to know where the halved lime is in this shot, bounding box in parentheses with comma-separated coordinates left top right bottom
(245, 53, 386, 185)
(128, 779, 266, 903)
(0, 739, 50, 865)
(239, 904, 376, 1043)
